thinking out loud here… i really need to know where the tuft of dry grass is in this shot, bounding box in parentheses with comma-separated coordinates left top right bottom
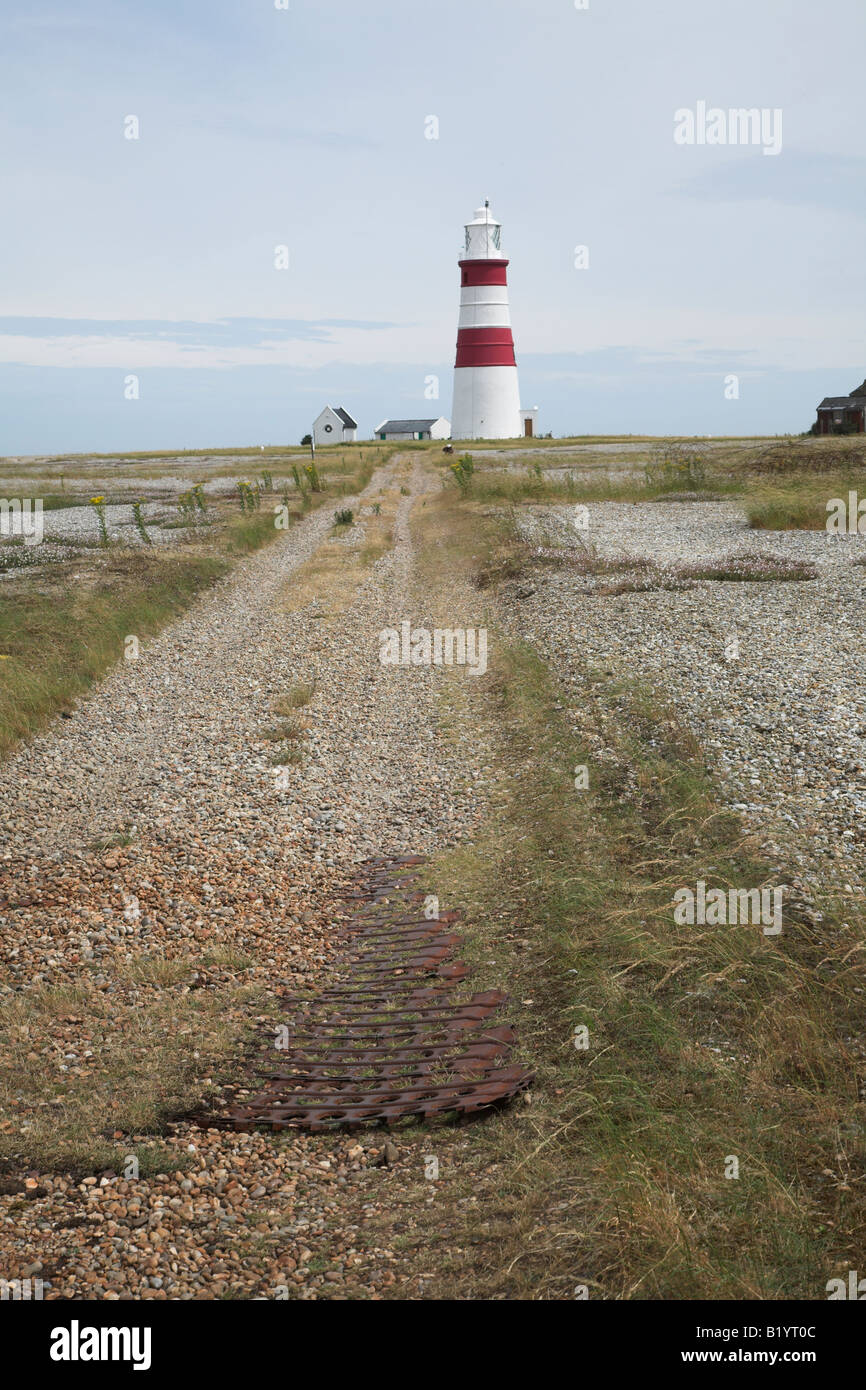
(677, 553, 818, 582)
(259, 713, 311, 743)
(359, 529, 395, 566)
(272, 683, 316, 714)
(267, 742, 303, 767)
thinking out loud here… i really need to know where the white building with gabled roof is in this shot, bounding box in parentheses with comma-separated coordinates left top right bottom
(312, 405, 358, 446)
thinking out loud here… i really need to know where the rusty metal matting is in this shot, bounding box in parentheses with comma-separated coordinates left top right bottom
(196, 855, 533, 1132)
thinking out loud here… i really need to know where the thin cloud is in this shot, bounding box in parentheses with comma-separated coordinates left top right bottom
(0, 316, 397, 347)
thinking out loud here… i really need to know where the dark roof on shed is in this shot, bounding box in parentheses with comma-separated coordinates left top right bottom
(818, 397, 866, 410)
(377, 419, 440, 432)
(334, 407, 357, 429)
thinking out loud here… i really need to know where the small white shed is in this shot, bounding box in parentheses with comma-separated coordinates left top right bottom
(313, 406, 358, 446)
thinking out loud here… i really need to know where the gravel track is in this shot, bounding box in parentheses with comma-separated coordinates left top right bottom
(1, 461, 480, 864)
(0, 455, 490, 1300)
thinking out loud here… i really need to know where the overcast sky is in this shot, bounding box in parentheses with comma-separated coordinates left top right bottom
(1, 0, 864, 454)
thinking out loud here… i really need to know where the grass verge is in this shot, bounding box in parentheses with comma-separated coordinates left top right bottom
(398, 486, 866, 1300)
(0, 552, 227, 756)
(746, 480, 865, 532)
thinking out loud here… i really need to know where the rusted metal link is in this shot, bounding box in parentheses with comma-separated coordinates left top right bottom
(195, 856, 533, 1132)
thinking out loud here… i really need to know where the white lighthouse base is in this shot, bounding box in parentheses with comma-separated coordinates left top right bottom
(451, 367, 522, 440)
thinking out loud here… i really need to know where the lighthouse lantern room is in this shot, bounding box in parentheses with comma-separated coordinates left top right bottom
(450, 201, 523, 440)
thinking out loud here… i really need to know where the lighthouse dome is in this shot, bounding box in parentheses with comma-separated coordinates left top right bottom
(463, 201, 504, 259)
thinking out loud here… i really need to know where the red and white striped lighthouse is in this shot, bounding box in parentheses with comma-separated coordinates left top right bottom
(451, 201, 523, 440)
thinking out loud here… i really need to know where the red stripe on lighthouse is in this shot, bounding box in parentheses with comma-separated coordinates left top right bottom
(455, 326, 516, 368)
(459, 259, 510, 287)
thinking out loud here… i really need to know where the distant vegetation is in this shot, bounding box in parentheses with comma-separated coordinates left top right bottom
(441, 434, 866, 531)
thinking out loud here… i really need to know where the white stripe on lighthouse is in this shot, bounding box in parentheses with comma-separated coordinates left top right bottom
(457, 285, 512, 329)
